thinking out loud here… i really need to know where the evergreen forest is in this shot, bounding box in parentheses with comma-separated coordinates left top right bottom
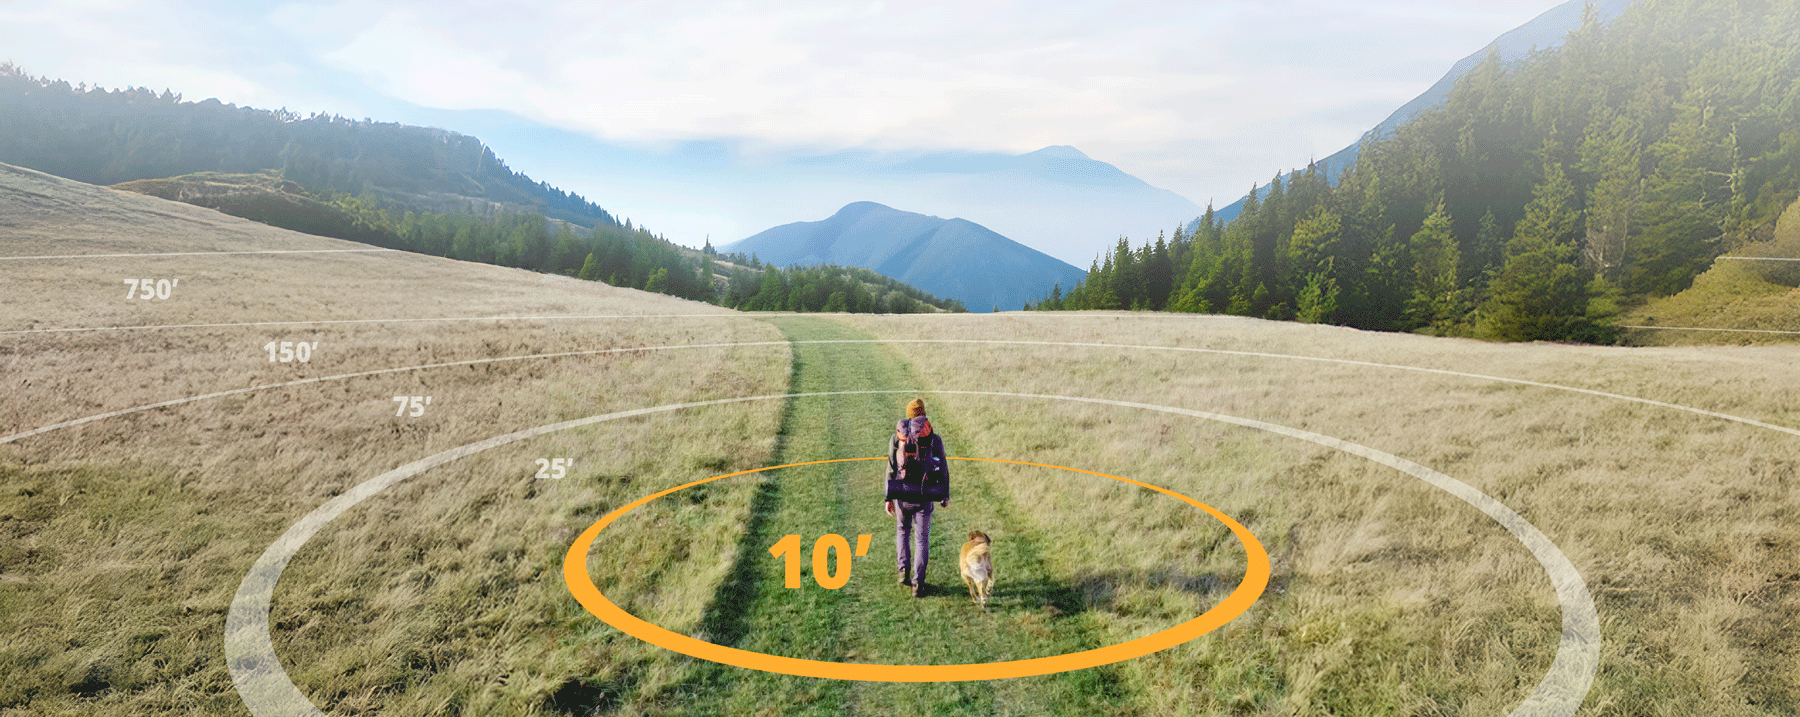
(1031, 0, 1800, 343)
(0, 63, 613, 227)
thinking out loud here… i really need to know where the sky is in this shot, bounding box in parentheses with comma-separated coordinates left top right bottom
(0, 0, 1568, 248)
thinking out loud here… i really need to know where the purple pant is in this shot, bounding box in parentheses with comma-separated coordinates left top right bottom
(895, 500, 935, 585)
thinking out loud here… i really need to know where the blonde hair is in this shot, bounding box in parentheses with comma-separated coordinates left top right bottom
(905, 399, 927, 418)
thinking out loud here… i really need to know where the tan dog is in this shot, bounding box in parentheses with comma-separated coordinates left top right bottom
(959, 531, 994, 608)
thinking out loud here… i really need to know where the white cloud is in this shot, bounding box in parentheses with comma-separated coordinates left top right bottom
(0, 0, 367, 115)
(5, 0, 1567, 219)
(261, 0, 1559, 202)
(277, 2, 1272, 149)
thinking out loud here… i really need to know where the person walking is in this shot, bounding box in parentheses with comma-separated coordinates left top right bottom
(885, 398, 949, 597)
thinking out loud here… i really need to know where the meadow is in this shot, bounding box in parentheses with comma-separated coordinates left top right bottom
(1619, 198, 1800, 345)
(2, 164, 1798, 715)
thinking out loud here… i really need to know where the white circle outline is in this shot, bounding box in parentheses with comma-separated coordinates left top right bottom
(225, 390, 1596, 717)
(9, 338, 1796, 446)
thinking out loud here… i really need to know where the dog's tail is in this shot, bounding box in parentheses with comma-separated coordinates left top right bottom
(964, 544, 991, 583)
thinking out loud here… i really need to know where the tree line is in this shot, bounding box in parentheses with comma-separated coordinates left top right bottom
(288, 187, 964, 311)
(1032, 0, 1800, 343)
(0, 62, 614, 227)
(713, 255, 966, 313)
(2, 61, 966, 313)
(111, 170, 963, 312)
(271, 186, 714, 301)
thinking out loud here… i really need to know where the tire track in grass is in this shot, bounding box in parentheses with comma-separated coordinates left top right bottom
(658, 317, 1136, 716)
(654, 317, 888, 715)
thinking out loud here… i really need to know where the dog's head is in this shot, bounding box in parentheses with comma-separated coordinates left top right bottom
(967, 530, 990, 544)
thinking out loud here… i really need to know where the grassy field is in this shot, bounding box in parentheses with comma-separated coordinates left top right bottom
(1619, 198, 1800, 346)
(4, 163, 1800, 715)
(828, 312, 1800, 715)
(0, 164, 789, 715)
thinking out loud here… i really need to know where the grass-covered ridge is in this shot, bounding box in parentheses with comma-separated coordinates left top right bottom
(0, 62, 616, 228)
(1620, 198, 1800, 345)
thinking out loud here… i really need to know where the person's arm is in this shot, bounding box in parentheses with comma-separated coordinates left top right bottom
(884, 433, 898, 515)
(885, 433, 900, 481)
(935, 434, 950, 507)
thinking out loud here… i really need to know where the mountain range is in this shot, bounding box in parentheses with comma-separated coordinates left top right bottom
(527, 138, 1202, 270)
(726, 202, 1087, 312)
(0, 0, 1662, 322)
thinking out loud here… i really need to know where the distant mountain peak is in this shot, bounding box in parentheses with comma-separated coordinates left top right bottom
(834, 200, 894, 216)
(1027, 145, 1090, 160)
(726, 202, 1086, 312)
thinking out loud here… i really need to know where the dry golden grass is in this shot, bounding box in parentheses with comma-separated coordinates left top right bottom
(6, 161, 1800, 715)
(0, 163, 790, 715)
(826, 312, 1800, 715)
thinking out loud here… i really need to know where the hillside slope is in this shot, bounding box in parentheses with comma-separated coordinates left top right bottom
(0, 63, 617, 229)
(1068, 0, 1800, 343)
(1620, 197, 1800, 344)
(0, 158, 790, 716)
(1196, 0, 1640, 228)
(0, 161, 729, 331)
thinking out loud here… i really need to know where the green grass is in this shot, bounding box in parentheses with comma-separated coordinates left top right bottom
(627, 316, 1136, 716)
(1620, 199, 1800, 346)
(1618, 260, 1800, 345)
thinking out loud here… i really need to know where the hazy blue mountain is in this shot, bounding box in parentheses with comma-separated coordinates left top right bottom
(1193, 0, 1641, 231)
(399, 114, 1201, 268)
(866, 144, 1202, 267)
(726, 201, 1088, 312)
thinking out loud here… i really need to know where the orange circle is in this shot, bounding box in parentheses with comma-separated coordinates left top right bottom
(563, 457, 1270, 681)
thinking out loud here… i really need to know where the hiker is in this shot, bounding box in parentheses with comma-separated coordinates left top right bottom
(885, 398, 949, 597)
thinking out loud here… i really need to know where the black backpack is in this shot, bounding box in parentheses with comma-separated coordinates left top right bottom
(887, 417, 948, 502)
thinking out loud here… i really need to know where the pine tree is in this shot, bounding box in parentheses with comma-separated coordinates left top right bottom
(644, 267, 670, 294)
(1226, 289, 1251, 316)
(1295, 259, 1340, 324)
(698, 253, 717, 301)
(1406, 204, 1465, 332)
(748, 267, 786, 310)
(1088, 252, 1124, 310)
(1112, 237, 1143, 308)
(1146, 232, 1173, 309)
(849, 281, 874, 313)
(1626, 98, 1731, 295)
(1578, 111, 1643, 282)
(1288, 205, 1342, 274)
(1478, 158, 1608, 341)
(1472, 209, 1504, 282)
(450, 225, 479, 262)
